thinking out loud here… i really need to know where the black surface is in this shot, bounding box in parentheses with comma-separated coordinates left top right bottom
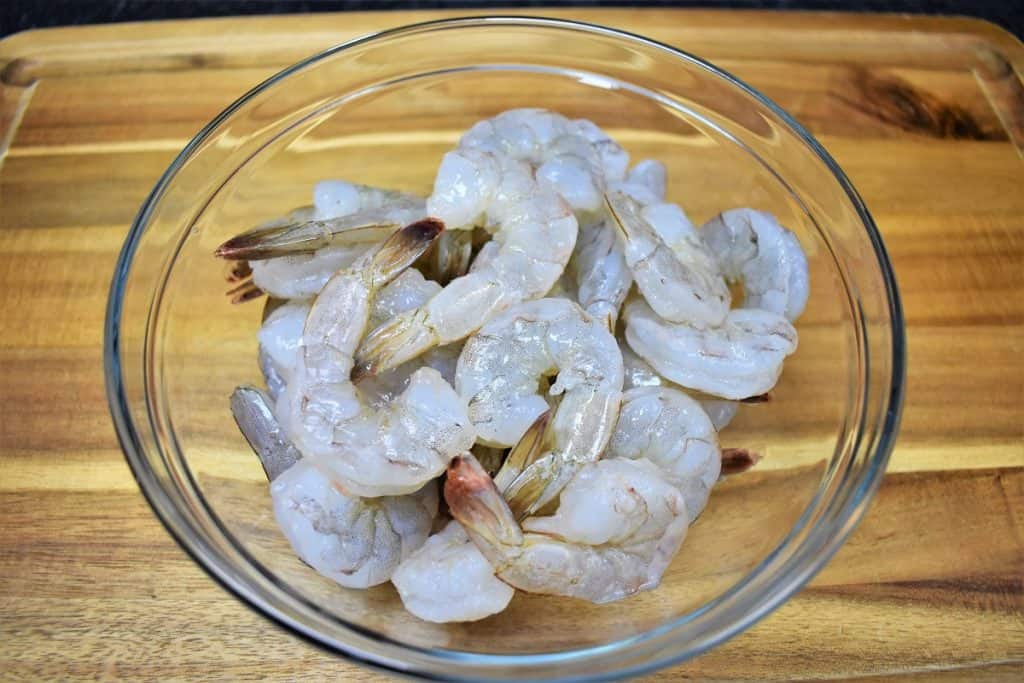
(1, 1, 1022, 40)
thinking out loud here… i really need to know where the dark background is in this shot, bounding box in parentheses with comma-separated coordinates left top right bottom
(1, 1, 1022, 39)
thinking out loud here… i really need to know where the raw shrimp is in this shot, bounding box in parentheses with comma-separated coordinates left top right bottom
(446, 453, 688, 604)
(278, 219, 477, 497)
(701, 208, 810, 321)
(354, 110, 631, 377)
(354, 154, 577, 378)
(607, 190, 731, 328)
(621, 342, 739, 431)
(218, 181, 424, 259)
(608, 386, 721, 520)
(218, 181, 426, 300)
(273, 461, 438, 589)
(254, 271, 450, 405)
(455, 298, 623, 516)
(359, 269, 461, 407)
(391, 519, 514, 623)
(569, 160, 667, 328)
(446, 108, 629, 219)
(231, 385, 302, 481)
(624, 298, 797, 400)
(258, 300, 310, 401)
(230, 386, 438, 589)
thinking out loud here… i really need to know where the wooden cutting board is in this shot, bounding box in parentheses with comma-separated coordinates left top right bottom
(1, 8, 1022, 681)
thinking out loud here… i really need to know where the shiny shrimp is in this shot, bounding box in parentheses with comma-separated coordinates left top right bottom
(570, 160, 667, 329)
(607, 189, 731, 328)
(624, 298, 797, 400)
(455, 298, 623, 516)
(278, 220, 477, 498)
(608, 386, 721, 521)
(354, 110, 631, 377)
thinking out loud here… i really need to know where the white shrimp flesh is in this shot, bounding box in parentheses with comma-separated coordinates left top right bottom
(621, 342, 739, 431)
(700, 208, 810, 321)
(624, 298, 797, 400)
(390, 519, 515, 623)
(354, 109, 631, 378)
(607, 190, 731, 328)
(273, 460, 439, 588)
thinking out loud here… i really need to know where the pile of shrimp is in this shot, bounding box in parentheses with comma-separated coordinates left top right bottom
(217, 109, 809, 623)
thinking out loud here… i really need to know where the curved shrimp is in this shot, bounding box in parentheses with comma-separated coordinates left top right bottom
(278, 219, 477, 498)
(570, 160, 667, 329)
(621, 342, 739, 431)
(230, 386, 437, 589)
(607, 190, 731, 328)
(354, 110, 630, 377)
(608, 386, 721, 521)
(455, 298, 623, 516)
(446, 453, 688, 604)
(623, 298, 797, 400)
(700, 208, 810, 321)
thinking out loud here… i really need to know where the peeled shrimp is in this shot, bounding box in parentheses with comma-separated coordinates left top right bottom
(455, 298, 623, 516)
(354, 110, 631, 377)
(608, 386, 721, 521)
(446, 453, 688, 604)
(230, 386, 437, 589)
(278, 220, 476, 497)
(570, 160, 667, 328)
(607, 190, 731, 328)
(701, 208, 810, 321)
(390, 519, 515, 623)
(273, 461, 438, 589)
(624, 298, 797, 400)
(449, 108, 629, 218)
(621, 342, 739, 431)
(258, 300, 310, 401)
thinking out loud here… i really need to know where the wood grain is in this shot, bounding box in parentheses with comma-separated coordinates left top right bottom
(1, 8, 1023, 681)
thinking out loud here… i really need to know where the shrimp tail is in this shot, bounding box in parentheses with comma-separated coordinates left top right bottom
(230, 385, 301, 481)
(494, 409, 552, 493)
(502, 453, 569, 521)
(351, 308, 437, 382)
(720, 447, 762, 476)
(367, 217, 444, 288)
(215, 215, 405, 260)
(420, 229, 473, 285)
(445, 454, 524, 548)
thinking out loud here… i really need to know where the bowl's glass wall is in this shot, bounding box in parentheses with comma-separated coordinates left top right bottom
(109, 18, 900, 679)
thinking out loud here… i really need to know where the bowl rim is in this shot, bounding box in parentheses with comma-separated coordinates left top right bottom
(105, 14, 906, 681)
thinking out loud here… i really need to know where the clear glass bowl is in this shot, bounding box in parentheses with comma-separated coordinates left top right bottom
(105, 16, 905, 681)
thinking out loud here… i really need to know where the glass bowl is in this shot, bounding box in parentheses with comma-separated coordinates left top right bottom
(105, 16, 905, 681)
